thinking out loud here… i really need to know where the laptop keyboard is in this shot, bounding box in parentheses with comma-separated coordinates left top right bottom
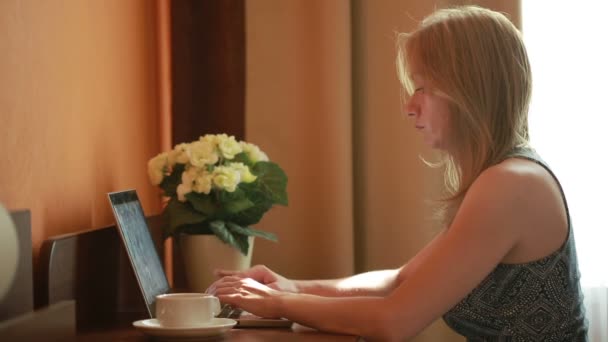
(218, 304, 243, 319)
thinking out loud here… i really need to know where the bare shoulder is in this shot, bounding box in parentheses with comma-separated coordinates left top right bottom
(475, 157, 566, 213)
(468, 157, 568, 263)
(463, 158, 548, 217)
(475, 157, 553, 191)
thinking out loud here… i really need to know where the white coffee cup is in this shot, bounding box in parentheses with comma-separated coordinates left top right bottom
(155, 293, 221, 328)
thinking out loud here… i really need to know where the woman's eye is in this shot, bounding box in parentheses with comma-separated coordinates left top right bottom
(414, 87, 424, 93)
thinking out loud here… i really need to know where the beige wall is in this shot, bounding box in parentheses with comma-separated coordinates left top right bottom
(0, 1, 162, 262)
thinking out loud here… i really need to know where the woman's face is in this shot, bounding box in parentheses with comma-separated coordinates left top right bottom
(404, 73, 454, 151)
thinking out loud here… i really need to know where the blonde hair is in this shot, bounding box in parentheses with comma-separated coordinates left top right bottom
(396, 6, 532, 225)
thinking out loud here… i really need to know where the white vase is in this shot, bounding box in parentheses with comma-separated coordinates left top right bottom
(179, 234, 254, 293)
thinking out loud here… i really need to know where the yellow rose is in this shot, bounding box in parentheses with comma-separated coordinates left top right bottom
(176, 183, 191, 202)
(229, 162, 257, 183)
(176, 167, 197, 202)
(168, 143, 190, 166)
(212, 166, 241, 192)
(187, 140, 218, 168)
(199, 134, 218, 146)
(147, 152, 169, 185)
(216, 134, 242, 160)
(240, 142, 269, 163)
(193, 172, 213, 194)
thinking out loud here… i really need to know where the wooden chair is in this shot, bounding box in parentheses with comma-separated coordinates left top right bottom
(37, 215, 166, 331)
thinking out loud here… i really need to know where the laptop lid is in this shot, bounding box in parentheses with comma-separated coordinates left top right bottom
(107, 189, 169, 318)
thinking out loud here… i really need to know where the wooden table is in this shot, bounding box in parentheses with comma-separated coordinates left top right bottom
(75, 324, 359, 341)
(0, 300, 358, 341)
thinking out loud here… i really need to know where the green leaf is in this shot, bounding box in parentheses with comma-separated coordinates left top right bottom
(251, 162, 288, 206)
(160, 163, 186, 197)
(217, 188, 255, 215)
(209, 221, 249, 255)
(185, 192, 218, 216)
(224, 197, 255, 214)
(226, 222, 278, 242)
(164, 198, 206, 237)
(230, 184, 273, 226)
(232, 233, 250, 256)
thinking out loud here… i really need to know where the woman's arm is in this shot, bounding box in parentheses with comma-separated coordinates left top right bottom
(211, 265, 406, 297)
(213, 277, 397, 340)
(293, 268, 404, 297)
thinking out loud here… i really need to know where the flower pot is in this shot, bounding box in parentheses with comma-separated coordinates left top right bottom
(179, 234, 254, 292)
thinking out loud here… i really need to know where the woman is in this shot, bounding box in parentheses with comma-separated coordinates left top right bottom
(207, 6, 588, 341)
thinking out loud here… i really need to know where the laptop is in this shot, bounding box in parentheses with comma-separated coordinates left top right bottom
(107, 189, 292, 328)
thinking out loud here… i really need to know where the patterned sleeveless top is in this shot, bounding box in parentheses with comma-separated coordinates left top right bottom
(442, 148, 588, 341)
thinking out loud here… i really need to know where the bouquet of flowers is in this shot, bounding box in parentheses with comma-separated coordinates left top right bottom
(147, 134, 288, 255)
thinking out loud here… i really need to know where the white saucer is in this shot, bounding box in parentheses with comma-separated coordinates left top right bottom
(133, 318, 237, 339)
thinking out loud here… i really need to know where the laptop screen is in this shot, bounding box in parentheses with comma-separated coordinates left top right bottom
(108, 190, 169, 317)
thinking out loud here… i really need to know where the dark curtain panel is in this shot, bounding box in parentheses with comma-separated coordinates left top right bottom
(170, 0, 246, 289)
(170, 0, 246, 145)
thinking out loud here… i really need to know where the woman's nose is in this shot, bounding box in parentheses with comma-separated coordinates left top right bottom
(404, 100, 418, 118)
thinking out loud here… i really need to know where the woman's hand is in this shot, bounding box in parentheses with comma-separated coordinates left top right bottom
(208, 264, 297, 293)
(209, 276, 285, 319)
